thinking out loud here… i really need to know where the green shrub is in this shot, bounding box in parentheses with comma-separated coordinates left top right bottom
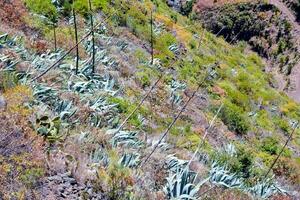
(20, 168, 44, 188)
(24, 0, 58, 22)
(155, 33, 177, 63)
(219, 101, 249, 135)
(73, 0, 89, 16)
(93, 151, 134, 200)
(213, 144, 254, 178)
(261, 137, 279, 155)
(136, 65, 159, 88)
(92, 0, 109, 12)
(274, 117, 290, 133)
(108, 97, 148, 128)
(256, 110, 274, 131)
(136, 71, 151, 88)
(0, 71, 18, 91)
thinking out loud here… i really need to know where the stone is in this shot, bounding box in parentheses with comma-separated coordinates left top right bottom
(0, 96, 6, 109)
(87, 188, 93, 195)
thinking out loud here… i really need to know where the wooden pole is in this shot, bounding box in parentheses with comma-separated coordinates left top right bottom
(53, 25, 57, 52)
(73, 8, 79, 74)
(150, 10, 154, 65)
(88, 0, 95, 75)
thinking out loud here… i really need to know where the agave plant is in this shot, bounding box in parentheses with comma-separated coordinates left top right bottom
(0, 33, 8, 43)
(148, 58, 162, 70)
(89, 96, 118, 113)
(55, 100, 77, 120)
(246, 178, 288, 199)
(77, 131, 94, 144)
(90, 147, 109, 168)
(206, 64, 219, 81)
(116, 40, 128, 51)
(119, 152, 140, 168)
(33, 84, 59, 106)
(166, 155, 188, 172)
(85, 96, 119, 128)
(223, 143, 237, 157)
(209, 162, 243, 189)
(96, 24, 108, 35)
(169, 44, 180, 55)
(68, 73, 117, 95)
(31, 51, 62, 70)
(164, 167, 207, 200)
(108, 130, 144, 148)
(153, 21, 165, 35)
(0, 53, 18, 72)
(168, 79, 186, 106)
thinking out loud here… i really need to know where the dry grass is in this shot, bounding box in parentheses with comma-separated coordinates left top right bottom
(0, 85, 46, 199)
(155, 14, 193, 45)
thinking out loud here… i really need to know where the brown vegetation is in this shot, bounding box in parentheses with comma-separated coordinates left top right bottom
(0, 86, 46, 199)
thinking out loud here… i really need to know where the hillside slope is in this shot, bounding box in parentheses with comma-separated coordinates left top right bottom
(1, 0, 300, 199)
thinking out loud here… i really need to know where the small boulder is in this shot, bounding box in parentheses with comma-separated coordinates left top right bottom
(0, 95, 6, 109)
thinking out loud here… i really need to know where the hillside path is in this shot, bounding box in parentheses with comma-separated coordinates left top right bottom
(269, 0, 300, 102)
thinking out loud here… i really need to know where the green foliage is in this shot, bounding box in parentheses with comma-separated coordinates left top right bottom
(219, 101, 249, 135)
(20, 168, 44, 188)
(108, 97, 148, 128)
(73, 0, 89, 16)
(25, 0, 58, 22)
(92, 0, 109, 12)
(261, 136, 292, 157)
(274, 117, 290, 133)
(213, 144, 254, 178)
(155, 33, 177, 63)
(94, 151, 134, 200)
(256, 110, 274, 131)
(73, 0, 109, 16)
(179, 0, 195, 16)
(135, 65, 158, 88)
(0, 71, 18, 91)
(261, 137, 280, 155)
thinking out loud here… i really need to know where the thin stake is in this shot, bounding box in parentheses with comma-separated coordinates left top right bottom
(73, 7, 79, 74)
(229, 29, 242, 44)
(150, 10, 154, 65)
(215, 26, 225, 37)
(53, 25, 57, 52)
(263, 121, 299, 179)
(88, 0, 95, 75)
